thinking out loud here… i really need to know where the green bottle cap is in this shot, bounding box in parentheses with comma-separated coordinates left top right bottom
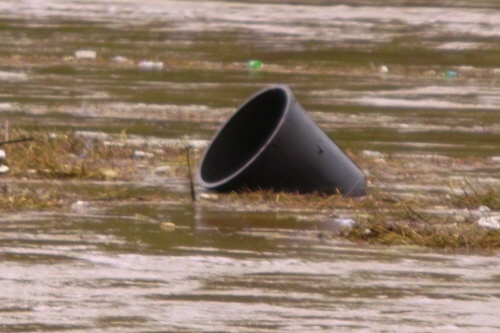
(247, 60, 263, 69)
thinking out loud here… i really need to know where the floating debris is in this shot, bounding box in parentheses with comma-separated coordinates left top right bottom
(160, 222, 176, 232)
(362, 150, 383, 159)
(477, 215, 500, 230)
(199, 193, 219, 201)
(370, 62, 388, 74)
(154, 165, 171, 175)
(74, 131, 109, 141)
(489, 156, 500, 163)
(332, 217, 356, 230)
(139, 60, 164, 71)
(70, 200, 91, 213)
(132, 150, 147, 159)
(48, 132, 62, 141)
(0, 149, 8, 174)
(478, 205, 491, 213)
(361, 150, 385, 163)
(443, 70, 458, 78)
(321, 215, 357, 235)
(113, 55, 129, 63)
(247, 59, 263, 69)
(379, 65, 389, 73)
(75, 49, 97, 60)
(152, 62, 164, 71)
(198, 85, 366, 196)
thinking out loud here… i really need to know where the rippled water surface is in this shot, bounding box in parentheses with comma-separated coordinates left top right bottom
(2, 0, 500, 154)
(2, 206, 500, 332)
(2, 1, 500, 332)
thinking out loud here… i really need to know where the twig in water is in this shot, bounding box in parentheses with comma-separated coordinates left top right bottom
(185, 145, 196, 202)
(4, 120, 8, 141)
(0, 137, 35, 146)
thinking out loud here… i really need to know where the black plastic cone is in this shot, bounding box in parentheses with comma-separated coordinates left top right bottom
(197, 85, 366, 196)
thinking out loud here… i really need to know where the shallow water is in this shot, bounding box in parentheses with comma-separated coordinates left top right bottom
(2, 202, 500, 333)
(2, 1, 500, 332)
(2, 0, 500, 155)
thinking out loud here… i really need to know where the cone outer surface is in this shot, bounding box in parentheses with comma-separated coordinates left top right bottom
(197, 84, 366, 196)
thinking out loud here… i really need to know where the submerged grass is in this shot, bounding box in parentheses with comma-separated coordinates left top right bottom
(450, 184, 500, 210)
(346, 221, 500, 249)
(200, 184, 500, 249)
(5, 129, 133, 179)
(0, 185, 64, 211)
(1, 128, 500, 249)
(3, 128, 189, 180)
(0, 128, 190, 211)
(202, 158, 500, 248)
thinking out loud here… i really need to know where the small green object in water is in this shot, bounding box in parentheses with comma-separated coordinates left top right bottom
(247, 60, 263, 69)
(444, 70, 458, 77)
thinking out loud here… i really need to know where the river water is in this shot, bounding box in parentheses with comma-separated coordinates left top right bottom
(1, 0, 500, 332)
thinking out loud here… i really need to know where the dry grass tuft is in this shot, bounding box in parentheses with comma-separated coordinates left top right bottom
(1, 129, 500, 249)
(0, 185, 64, 211)
(346, 220, 500, 249)
(5, 129, 134, 179)
(450, 184, 500, 210)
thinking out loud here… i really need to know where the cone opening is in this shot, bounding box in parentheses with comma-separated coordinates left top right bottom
(200, 87, 288, 184)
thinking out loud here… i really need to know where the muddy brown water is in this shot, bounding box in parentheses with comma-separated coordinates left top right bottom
(2, 1, 500, 332)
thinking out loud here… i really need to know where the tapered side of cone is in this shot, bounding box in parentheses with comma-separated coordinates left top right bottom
(198, 85, 366, 196)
